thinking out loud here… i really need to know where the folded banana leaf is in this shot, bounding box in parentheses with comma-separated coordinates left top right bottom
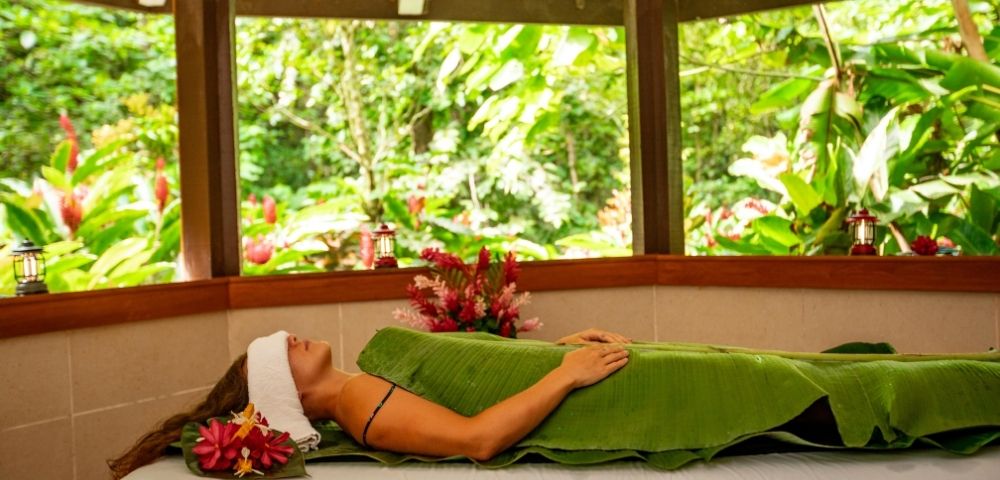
(304, 327, 1000, 470)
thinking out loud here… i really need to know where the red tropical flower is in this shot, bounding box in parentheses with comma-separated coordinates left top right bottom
(911, 235, 939, 256)
(192, 419, 242, 472)
(242, 426, 294, 470)
(60, 189, 84, 235)
(502, 251, 519, 285)
(154, 158, 169, 213)
(244, 236, 274, 265)
(58, 113, 79, 173)
(263, 195, 277, 224)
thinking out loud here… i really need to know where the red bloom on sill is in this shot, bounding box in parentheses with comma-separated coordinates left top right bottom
(263, 195, 277, 224)
(911, 235, 939, 256)
(245, 236, 274, 265)
(58, 113, 79, 173)
(192, 418, 241, 472)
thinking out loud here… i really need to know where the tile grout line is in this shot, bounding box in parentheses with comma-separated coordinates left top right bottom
(0, 415, 71, 433)
(66, 333, 78, 480)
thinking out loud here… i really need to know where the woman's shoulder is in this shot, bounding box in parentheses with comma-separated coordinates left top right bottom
(335, 373, 393, 433)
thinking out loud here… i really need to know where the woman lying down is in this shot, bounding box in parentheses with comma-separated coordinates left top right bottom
(109, 326, 1000, 478)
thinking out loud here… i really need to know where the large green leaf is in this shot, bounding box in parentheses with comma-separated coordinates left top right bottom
(968, 184, 997, 234)
(50, 140, 72, 172)
(751, 77, 817, 115)
(0, 195, 51, 245)
(779, 173, 821, 215)
(88, 238, 149, 285)
(752, 216, 801, 248)
(344, 328, 1000, 471)
(853, 107, 899, 202)
(940, 57, 1000, 92)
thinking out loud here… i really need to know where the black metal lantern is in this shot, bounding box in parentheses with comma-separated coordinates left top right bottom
(373, 223, 398, 269)
(12, 240, 48, 296)
(846, 209, 878, 256)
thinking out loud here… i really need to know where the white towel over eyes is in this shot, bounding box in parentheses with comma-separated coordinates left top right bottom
(246, 330, 321, 452)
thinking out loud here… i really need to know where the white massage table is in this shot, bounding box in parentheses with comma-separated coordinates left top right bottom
(126, 446, 1000, 479)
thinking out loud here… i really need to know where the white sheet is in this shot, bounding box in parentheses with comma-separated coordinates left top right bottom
(126, 447, 1000, 480)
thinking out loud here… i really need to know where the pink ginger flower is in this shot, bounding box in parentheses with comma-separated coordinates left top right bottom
(263, 195, 277, 224)
(518, 317, 542, 333)
(459, 297, 479, 322)
(359, 225, 374, 269)
(475, 247, 490, 274)
(58, 113, 79, 173)
(192, 419, 242, 472)
(500, 322, 512, 338)
(244, 236, 274, 265)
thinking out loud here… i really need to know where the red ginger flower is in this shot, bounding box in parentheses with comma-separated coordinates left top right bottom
(154, 158, 169, 213)
(245, 236, 274, 265)
(192, 419, 242, 472)
(60, 189, 84, 235)
(421, 248, 467, 272)
(58, 113, 79, 173)
(911, 235, 939, 256)
(263, 195, 277, 224)
(502, 251, 519, 285)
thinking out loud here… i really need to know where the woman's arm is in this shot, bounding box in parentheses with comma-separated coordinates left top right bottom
(336, 344, 629, 460)
(556, 327, 632, 345)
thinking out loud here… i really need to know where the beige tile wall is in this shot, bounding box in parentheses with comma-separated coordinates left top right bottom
(1, 312, 228, 480)
(1, 287, 997, 480)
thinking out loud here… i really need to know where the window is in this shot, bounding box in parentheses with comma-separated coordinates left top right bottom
(681, 0, 1000, 256)
(0, 0, 180, 294)
(234, 18, 630, 274)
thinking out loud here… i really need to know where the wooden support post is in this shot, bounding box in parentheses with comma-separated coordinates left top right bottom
(174, 0, 242, 279)
(625, 0, 684, 255)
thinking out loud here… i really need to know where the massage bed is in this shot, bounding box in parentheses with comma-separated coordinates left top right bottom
(126, 446, 1000, 479)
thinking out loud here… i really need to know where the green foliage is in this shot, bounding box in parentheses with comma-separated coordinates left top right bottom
(685, 0, 1000, 256)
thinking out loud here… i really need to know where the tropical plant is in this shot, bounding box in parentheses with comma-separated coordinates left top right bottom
(683, 0, 1000, 256)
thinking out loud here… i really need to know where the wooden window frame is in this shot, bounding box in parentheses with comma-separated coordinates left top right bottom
(2, 0, 996, 336)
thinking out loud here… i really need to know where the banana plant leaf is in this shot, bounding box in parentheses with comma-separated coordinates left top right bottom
(325, 327, 1000, 470)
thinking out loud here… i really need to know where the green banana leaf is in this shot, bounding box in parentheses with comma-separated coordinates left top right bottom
(333, 327, 999, 470)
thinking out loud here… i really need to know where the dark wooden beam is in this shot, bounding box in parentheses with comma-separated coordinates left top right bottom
(677, 0, 844, 22)
(72, 0, 171, 14)
(234, 0, 624, 25)
(625, 0, 684, 254)
(174, 0, 242, 279)
(70, 0, 840, 24)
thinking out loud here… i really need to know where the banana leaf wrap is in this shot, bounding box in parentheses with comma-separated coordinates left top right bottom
(306, 327, 1000, 470)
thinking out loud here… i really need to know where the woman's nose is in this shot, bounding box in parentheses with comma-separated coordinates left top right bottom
(288, 334, 299, 346)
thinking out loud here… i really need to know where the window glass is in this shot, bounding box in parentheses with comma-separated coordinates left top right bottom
(235, 19, 630, 274)
(0, 0, 180, 294)
(682, 0, 1000, 256)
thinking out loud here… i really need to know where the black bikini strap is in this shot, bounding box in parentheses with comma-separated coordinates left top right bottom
(362, 382, 397, 448)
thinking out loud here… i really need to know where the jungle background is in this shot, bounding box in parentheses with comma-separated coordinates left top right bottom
(1, 0, 998, 294)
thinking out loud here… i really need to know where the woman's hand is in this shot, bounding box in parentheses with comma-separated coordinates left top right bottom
(555, 344, 629, 389)
(556, 328, 632, 345)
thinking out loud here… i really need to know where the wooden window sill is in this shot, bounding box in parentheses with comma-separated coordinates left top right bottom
(1, 255, 996, 339)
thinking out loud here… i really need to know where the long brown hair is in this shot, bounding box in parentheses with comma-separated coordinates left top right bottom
(108, 354, 249, 479)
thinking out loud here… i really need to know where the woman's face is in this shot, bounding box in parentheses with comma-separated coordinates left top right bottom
(286, 333, 333, 392)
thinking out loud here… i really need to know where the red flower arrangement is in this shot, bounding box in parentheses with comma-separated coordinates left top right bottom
(911, 235, 939, 256)
(191, 404, 295, 478)
(394, 247, 541, 337)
